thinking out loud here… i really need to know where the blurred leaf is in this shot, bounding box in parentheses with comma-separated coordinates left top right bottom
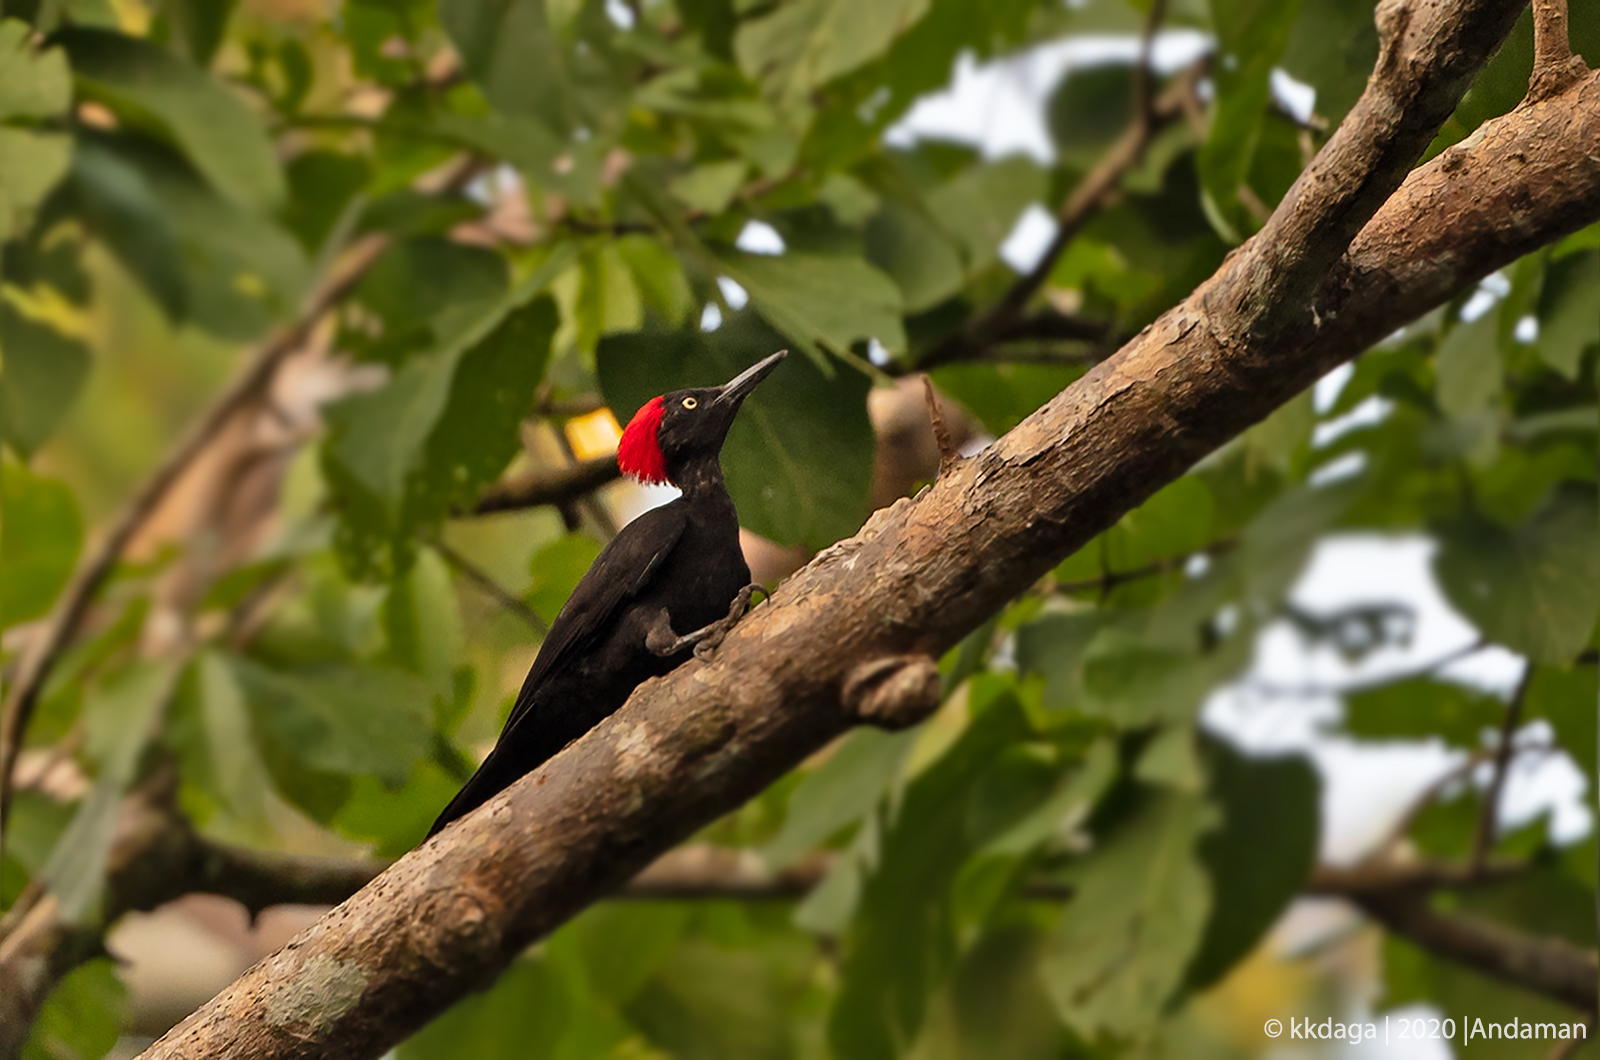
(229, 657, 435, 786)
(169, 651, 271, 824)
(528, 532, 604, 622)
(1434, 484, 1600, 663)
(156, 0, 237, 65)
(20, 959, 125, 1060)
(1345, 678, 1504, 745)
(1535, 249, 1600, 379)
(383, 546, 464, 695)
(1199, 0, 1303, 240)
(42, 660, 170, 922)
(829, 692, 1030, 1060)
(1280, 0, 1378, 126)
(1040, 789, 1218, 1040)
(549, 901, 692, 1006)
(58, 27, 285, 212)
(670, 158, 749, 214)
(626, 935, 806, 1060)
(326, 255, 567, 577)
(59, 135, 187, 319)
(1048, 63, 1133, 166)
(715, 248, 906, 361)
(931, 360, 1084, 438)
(735, 0, 931, 105)
(1435, 313, 1501, 419)
(863, 199, 965, 312)
(1524, 664, 1598, 778)
(925, 156, 1046, 276)
(0, 458, 81, 628)
(762, 727, 913, 867)
(0, 126, 68, 235)
(1182, 739, 1318, 992)
(65, 133, 307, 339)
(283, 150, 371, 254)
(399, 958, 571, 1060)
(598, 312, 875, 549)
(0, 19, 69, 120)
(439, 0, 574, 132)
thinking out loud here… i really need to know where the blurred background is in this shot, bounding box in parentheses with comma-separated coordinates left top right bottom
(0, 0, 1596, 1057)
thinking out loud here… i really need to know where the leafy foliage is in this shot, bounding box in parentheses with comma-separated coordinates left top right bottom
(0, 0, 1596, 1054)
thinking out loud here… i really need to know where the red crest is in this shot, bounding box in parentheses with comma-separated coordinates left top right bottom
(618, 396, 670, 485)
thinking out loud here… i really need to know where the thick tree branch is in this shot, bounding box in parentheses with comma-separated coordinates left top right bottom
(129, 11, 1600, 1054)
(1529, 0, 1590, 102)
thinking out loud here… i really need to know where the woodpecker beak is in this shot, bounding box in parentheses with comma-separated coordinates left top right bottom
(714, 350, 787, 407)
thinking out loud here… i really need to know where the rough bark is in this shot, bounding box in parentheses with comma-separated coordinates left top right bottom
(132, 19, 1600, 1060)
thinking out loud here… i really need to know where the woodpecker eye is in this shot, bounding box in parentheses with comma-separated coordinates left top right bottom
(681, 397, 698, 410)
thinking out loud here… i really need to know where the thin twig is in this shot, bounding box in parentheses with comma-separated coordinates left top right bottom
(430, 539, 549, 635)
(922, 376, 959, 475)
(1053, 536, 1238, 595)
(1471, 661, 1535, 874)
(915, 2, 1184, 372)
(470, 455, 622, 516)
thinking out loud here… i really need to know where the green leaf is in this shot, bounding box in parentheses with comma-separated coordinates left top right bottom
(1524, 664, 1598, 778)
(64, 133, 308, 339)
(734, 0, 932, 105)
(325, 248, 568, 561)
(527, 532, 602, 622)
(439, 0, 574, 132)
(829, 692, 1030, 1060)
(1535, 249, 1599, 379)
(714, 248, 905, 362)
(0, 296, 90, 458)
(1434, 484, 1600, 663)
(399, 959, 571, 1060)
(42, 660, 170, 921)
(1182, 738, 1318, 992)
(1344, 678, 1504, 745)
(59, 134, 187, 319)
(58, 27, 285, 213)
(20, 959, 125, 1060)
(597, 312, 875, 549)
(229, 657, 435, 786)
(1280, 0, 1379, 126)
(1434, 313, 1502, 419)
(863, 199, 965, 312)
(762, 726, 913, 867)
(0, 458, 81, 629)
(0, 19, 70, 120)
(383, 546, 464, 695)
(1048, 63, 1133, 166)
(1198, 0, 1304, 241)
(924, 156, 1047, 276)
(1040, 790, 1218, 1040)
(669, 158, 749, 214)
(156, 0, 238, 66)
(0, 126, 68, 235)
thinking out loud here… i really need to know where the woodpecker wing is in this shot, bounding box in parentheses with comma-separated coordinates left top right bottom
(500, 500, 688, 733)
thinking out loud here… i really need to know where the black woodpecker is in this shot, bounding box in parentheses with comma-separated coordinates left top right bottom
(427, 350, 786, 838)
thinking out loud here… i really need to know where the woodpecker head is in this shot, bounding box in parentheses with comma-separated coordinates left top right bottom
(618, 350, 787, 486)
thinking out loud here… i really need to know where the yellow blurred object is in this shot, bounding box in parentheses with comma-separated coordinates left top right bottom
(566, 408, 624, 460)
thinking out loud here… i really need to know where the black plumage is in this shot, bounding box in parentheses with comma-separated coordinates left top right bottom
(428, 350, 785, 837)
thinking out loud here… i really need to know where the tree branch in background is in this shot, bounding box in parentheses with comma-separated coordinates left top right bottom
(431, 539, 550, 635)
(135, 9, 1599, 1052)
(0, 231, 391, 844)
(470, 455, 622, 516)
(1470, 661, 1534, 874)
(918, 6, 1192, 372)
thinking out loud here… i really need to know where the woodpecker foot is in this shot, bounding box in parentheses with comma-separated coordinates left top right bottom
(646, 584, 769, 661)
